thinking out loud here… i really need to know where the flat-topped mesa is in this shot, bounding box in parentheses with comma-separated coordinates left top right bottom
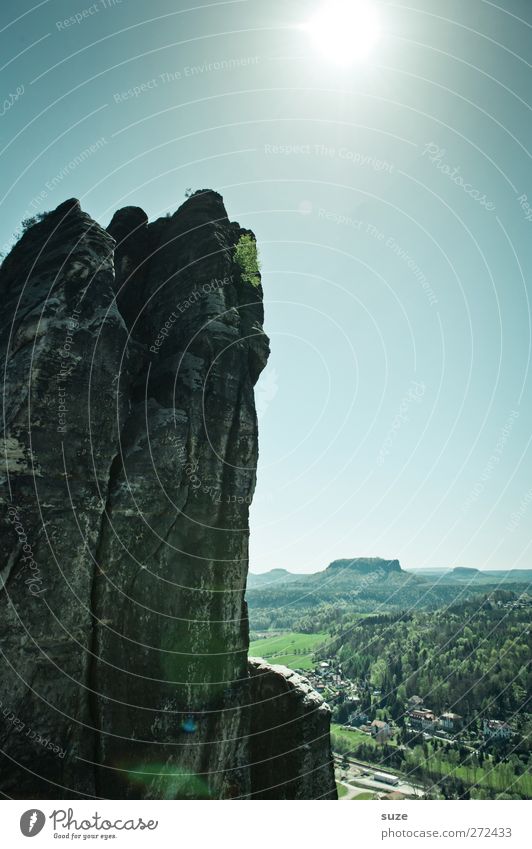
(0, 193, 335, 800)
(326, 557, 402, 575)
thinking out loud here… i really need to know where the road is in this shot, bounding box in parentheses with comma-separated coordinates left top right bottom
(334, 753, 424, 798)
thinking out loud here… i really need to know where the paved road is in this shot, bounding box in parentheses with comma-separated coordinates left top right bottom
(337, 779, 363, 800)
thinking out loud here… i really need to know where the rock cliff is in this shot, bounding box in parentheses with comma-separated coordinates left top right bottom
(248, 660, 336, 799)
(0, 192, 336, 799)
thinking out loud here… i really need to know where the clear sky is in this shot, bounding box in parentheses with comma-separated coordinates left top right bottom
(1, 0, 531, 573)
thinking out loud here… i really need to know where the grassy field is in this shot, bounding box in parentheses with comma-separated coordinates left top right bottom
(333, 726, 532, 798)
(352, 792, 376, 800)
(249, 632, 328, 670)
(405, 752, 532, 798)
(336, 782, 349, 798)
(331, 723, 378, 748)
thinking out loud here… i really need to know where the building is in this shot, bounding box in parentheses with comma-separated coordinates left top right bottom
(433, 729, 450, 740)
(370, 719, 392, 743)
(348, 711, 368, 727)
(407, 695, 424, 710)
(373, 771, 399, 786)
(408, 709, 436, 731)
(483, 719, 513, 740)
(439, 712, 462, 732)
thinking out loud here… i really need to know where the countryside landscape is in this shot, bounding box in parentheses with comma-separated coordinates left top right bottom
(248, 558, 532, 800)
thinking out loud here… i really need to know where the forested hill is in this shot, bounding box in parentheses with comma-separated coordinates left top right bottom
(326, 592, 532, 720)
(246, 559, 532, 630)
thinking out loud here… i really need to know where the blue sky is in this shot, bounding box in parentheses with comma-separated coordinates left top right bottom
(1, 0, 532, 573)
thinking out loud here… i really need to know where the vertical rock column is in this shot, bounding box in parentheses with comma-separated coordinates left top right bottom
(0, 191, 336, 800)
(92, 191, 269, 798)
(0, 200, 130, 797)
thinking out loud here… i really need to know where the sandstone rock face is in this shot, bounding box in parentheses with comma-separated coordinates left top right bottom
(248, 660, 336, 799)
(0, 192, 336, 800)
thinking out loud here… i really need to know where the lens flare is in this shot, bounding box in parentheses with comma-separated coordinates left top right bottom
(304, 0, 381, 66)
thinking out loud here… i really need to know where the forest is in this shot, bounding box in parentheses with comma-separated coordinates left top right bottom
(326, 591, 531, 720)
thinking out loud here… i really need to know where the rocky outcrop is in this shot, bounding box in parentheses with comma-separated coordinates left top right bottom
(0, 192, 336, 800)
(326, 557, 402, 575)
(0, 198, 130, 798)
(248, 660, 336, 799)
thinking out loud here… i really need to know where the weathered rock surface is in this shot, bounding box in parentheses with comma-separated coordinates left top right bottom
(0, 192, 336, 799)
(248, 659, 336, 799)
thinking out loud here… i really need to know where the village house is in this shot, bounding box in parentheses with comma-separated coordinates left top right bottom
(483, 719, 513, 740)
(370, 719, 392, 743)
(408, 709, 437, 731)
(348, 711, 369, 727)
(439, 712, 462, 732)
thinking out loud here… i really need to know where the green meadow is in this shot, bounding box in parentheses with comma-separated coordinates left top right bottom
(249, 631, 328, 670)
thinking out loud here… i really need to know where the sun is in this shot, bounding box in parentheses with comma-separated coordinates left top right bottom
(304, 0, 381, 66)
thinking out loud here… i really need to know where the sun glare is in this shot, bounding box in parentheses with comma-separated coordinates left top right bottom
(304, 0, 381, 66)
